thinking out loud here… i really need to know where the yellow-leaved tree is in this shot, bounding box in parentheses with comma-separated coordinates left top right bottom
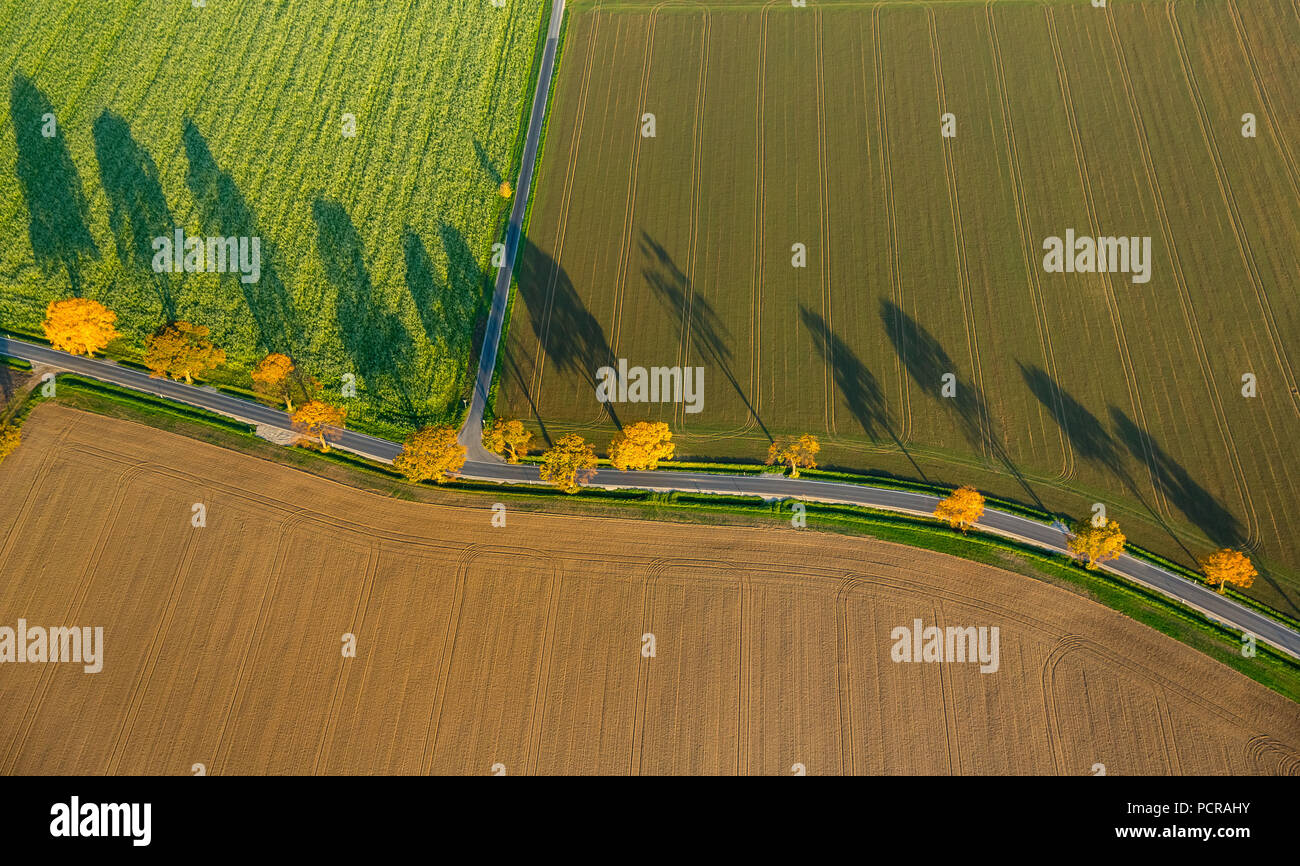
(609, 421, 675, 471)
(1199, 548, 1257, 595)
(394, 425, 466, 484)
(539, 433, 597, 493)
(0, 424, 20, 463)
(290, 400, 347, 452)
(43, 298, 119, 356)
(144, 322, 226, 383)
(1067, 518, 1126, 569)
(934, 486, 985, 532)
(766, 434, 820, 478)
(482, 418, 533, 464)
(251, 353, 315, 412)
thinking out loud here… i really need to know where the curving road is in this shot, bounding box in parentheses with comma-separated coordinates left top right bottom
(4, 334, 1299, 660)
(5, 0, 1299, 662)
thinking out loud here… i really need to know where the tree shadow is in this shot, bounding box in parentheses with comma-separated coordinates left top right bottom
(473, 139, 503, 187)
(402, 227, 448, 347)
(402, 223, 485, 361)
(438, 221, 490, 336)
(312, 198, 425, 427)
(514, 234, 619, 431)
(1018, 362, 1127, 479)
(1109, 407, 1245, 550)
(92, 110, 176, 321)
(182, 118, 300, 354)
(800, 305, 926, 480)
(880, 298, 1046, 511)
(639, 231, 769, 440)
(11, 73, 97, 294)
(1107, 406, 1296, 611)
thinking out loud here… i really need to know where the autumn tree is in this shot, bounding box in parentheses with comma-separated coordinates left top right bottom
(252, 353, 295, 411)
(1067, 518, 1126, 570)
(539, 433, 598, 493)
(43, 298, 119, 356)
(291, 400, 347, 452)
(0, 424, 20, 463)
(1199, 548, 1258, 595)
(934, 486, 985, 532)
(394, 425, 466, 484)
(499, 181, 514, 199)
(609, 421, 675, 471)
(483, 418, 533, 464)
(144, 322, 226, 384)
(766, 434, 820, 478)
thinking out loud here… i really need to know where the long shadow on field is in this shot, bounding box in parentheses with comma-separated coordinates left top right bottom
(1019, 363, 1128, 479)
(1107, 406, 1296, 612)
(1021, 362, 1203, 562)
(312, 199, 425, 427)
(1109, 407, 1247, 551)
(11, 74, 98, 295)
(800, 305, 926, 481)
(473, 139, 503, 188)
(498, 345, 552, 444)
(402, 228, 446, 345)
(639, 231, 770, 441)
(515, 234, 620, 435)
(182, 119, 300, 355)
(880, 298, 1047, 512)
(440, 222, 491, 333)
(93, 111, 177, 322)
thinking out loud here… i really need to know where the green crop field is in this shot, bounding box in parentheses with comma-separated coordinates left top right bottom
(0, 0, 546, 438)
(495, 0, 1300, 615)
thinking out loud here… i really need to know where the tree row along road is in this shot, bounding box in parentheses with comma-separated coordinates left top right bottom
(4, 335, 1299, 661)
(5, 0, 1299, 662)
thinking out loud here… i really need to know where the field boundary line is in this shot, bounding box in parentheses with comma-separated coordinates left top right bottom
(627, 557, 663, 774)
(833, 576, 861, 774)
(746, 4, 773, 433)
(208, 512, 307, 774)
(1154, 688, 1183, 775)
(0, 462, 147, 774)
(1224, 0, 1300, 204)
(1103, 4, 1261, 549)
(815, 8, 833, 433)
(871, 6, 911, 444)
(1165, 1, 1300, 422)
(105, 529, 202, 775)
(936, 599, 960, 773)
(524, 559, 564, 774)
(927, 7, 992, 462)
(737, 570, 751, 775)
(677, 10, 711, 428)
(608, 4, 664, 354)
(312, 542, 380, 775)
(530, 4, 602, 404)
(984, 0, 1072, 482)
(1043, 4, 1170, 519)
(0, 420, 73, 567)
(418, 543, 478, 774)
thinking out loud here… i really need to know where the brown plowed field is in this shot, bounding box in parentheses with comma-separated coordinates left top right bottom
(1, 405, 1296, 775)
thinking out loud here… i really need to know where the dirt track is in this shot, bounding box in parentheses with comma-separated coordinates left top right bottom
(1, 405, 1296, 775)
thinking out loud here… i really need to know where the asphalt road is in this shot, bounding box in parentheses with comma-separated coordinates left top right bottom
(5, 0, 1298, 661)
(3, 333, 1297, 659)
(460, 0, 566, 464)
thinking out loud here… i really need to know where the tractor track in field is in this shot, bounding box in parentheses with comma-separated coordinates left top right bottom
(1103, 3, 1262, 550)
